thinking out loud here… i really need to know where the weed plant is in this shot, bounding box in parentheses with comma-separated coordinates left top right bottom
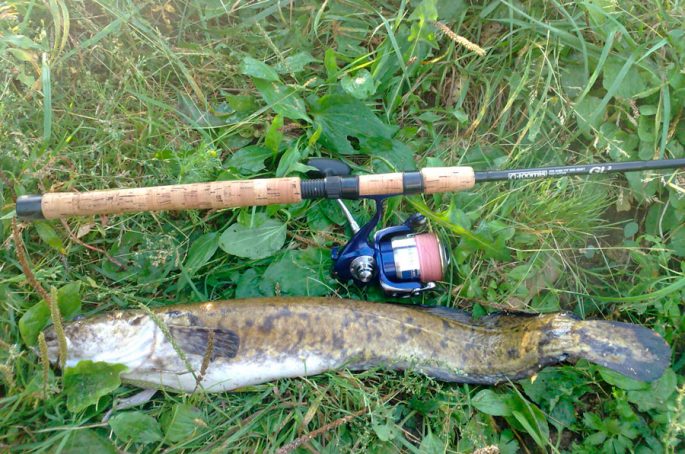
(1, 0, 684, 452)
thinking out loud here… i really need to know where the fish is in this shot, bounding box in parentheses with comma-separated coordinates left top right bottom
(42, 297, 671, 392)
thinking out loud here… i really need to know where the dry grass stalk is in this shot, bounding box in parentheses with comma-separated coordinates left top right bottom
(48, 287, 67, 369)
(275, 409, 366, 454)
(38, 332, 52, 397)
(12, 218, 50, 302)
(0, 364, 15, 390)
(196, 329, 215, 388)
(434, 21, 486, 56)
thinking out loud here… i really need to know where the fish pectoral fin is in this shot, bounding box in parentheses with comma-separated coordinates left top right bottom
(169, 326, 240, 360)
(102, 388, 157, 422)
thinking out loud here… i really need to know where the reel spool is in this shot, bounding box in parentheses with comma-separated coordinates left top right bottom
(307, 159, 449, 297)
(379, 232, 447, 284)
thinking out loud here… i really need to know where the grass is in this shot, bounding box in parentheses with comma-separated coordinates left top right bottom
(1, 0, 685, 451)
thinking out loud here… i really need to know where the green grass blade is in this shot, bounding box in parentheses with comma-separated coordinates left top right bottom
(41, 53, 52, 143)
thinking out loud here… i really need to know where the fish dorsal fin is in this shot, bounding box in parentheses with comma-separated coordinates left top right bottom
(476, 310, 539, 327)
(420, 306, 473, 324)
(169, 326, 240, 359)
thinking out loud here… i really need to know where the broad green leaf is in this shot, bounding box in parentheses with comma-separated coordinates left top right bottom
(177, 94, 226, 128)
(418, 431, 444, 454)
(638, 115, 656, 143)
(626, 368, 677, 412)
(19, 282, 82, 346)
(63, 361, 127, 413)
(585, 430, 607, 446)
(265, 114, 284, 152)
(240, 56, 279, 82)
(574, 96, 604, 135)
(472, 390, 512, 416)
(361, 137, 416, 172)
(219, 216, 286, 260)
(324, 48, 337, 79)
(341, 69, 376, 99)
(583, 0, 616, 27)
(623, 221, 639, 238)
(625, 171, 658, 202)
(409, 0, 439, 22)
(372, 420, 399, 442)
(602, 58, 648, 99)
(161, 403, 204, 443)
(498, 430, 520, 454)
(226, 94, 258, 114)
(253, 79, 309, 121)
(34, 221, 64, 253)
(235, 268, 265, 298)
(311, 94, 395, 154)
(560, 63, 587, 98)
(508, 395, 549, 449)
(437, 0, 466, 21)
(259, 249, 335, 296)
(669, 228, 685, 257)
(275, 51, 317, 74)
(511, 410, 548, 448)
(109, 411, 163, 444)
(184, 232, 219, 275)
(226, 145, 273, 174)
(62, 430, 117, 454)
(276, 146, 305, 177)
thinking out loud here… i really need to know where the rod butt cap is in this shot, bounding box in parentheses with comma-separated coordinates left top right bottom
(16, 195, 44, 220)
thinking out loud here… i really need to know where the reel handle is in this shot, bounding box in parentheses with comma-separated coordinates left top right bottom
(16, 166, 476, 220)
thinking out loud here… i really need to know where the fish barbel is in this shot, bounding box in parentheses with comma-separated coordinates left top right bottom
(43, 298, 670, 392)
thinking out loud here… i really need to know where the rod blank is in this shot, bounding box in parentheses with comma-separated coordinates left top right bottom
(14, 159, 685, 220)
(474, 159, 685, 182)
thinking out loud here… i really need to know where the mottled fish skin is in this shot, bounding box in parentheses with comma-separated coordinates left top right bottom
(43, 298, 671, 392)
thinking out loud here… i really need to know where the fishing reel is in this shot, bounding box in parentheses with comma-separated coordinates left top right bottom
(308, 159, 449, 297)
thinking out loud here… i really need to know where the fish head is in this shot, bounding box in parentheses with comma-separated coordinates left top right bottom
(42, 311, 158, 369)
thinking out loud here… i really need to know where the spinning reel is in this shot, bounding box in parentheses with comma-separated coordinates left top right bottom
(308, 159, 448, 297)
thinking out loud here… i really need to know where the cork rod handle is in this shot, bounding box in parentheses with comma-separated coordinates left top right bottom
(20, 178, 303, 220)
(15, 166, 477, 220)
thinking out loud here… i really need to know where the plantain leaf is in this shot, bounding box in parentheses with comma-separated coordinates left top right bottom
(62, 430, 117, 454)
(183, 232, 219, 276)
(219, 215, 286, 260)
(472, 390, 513, 416)
(259, 248, 335, 296)
(63, 361, 127, 413)
(160, 404, 204, 443)
(19, 282, 82, 346)
(341, 69, 376, 99)
(240, 56, 279, 82)
(109, 411, 163, 444)
(253, 79, 309, 121)
(34, 221, 64, 253)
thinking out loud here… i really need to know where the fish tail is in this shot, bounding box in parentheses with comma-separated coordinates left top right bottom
(568, 319, 671, 382)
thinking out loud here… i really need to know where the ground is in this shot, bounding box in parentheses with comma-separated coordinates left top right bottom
(0, 0, 684, 452)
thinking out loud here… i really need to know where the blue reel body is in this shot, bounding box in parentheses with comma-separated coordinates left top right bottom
(331, 198, 441, 297)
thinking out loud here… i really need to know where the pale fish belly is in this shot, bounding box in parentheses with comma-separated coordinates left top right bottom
(122, 353, 343, 392)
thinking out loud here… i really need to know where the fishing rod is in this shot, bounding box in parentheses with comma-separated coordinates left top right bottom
(15, 157, 685, 296)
